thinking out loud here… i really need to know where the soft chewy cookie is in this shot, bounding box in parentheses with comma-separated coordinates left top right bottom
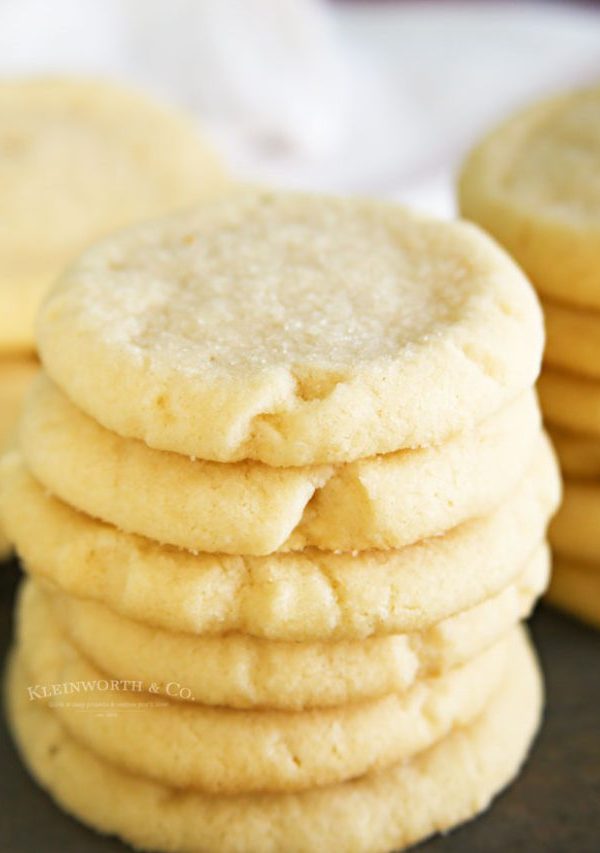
(0, 76, 226, 351)
(538, 369, 600, 437)
(544, 299, 600, 380)
(549, 427, 600, 479)
(45, 556, 547, 711)
(547, 558, 600, 629)
(1, 443, 559, 641)
(459, 86, 600, 310)
(6, 629, 542, 853)
(0, 357, 38, 558)
(21, 375, 541, 554)
(550, 480, 600, 564)
(37, 189, 543, 466)
(18, 581, 511, 795)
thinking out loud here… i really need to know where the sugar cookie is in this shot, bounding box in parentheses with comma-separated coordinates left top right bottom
(550, 480, 600, 564)
(0, 442, 559, 641)
(18, 581, 512, 795)
(5, 628, 541, 853)
(0, 76, 226, 351)
(0, 357, 38, 558)
(21, 375, 541, 554)
(459, 86, 600, 309)
(544, 299, 600, 380)
(37, 189, 543, 465)
(538, 368, 600, 437)
(547, 558, 600, 629)
(46, 554, 547, 711)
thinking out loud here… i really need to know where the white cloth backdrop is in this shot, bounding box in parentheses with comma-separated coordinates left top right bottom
(1, 0, 600, 216)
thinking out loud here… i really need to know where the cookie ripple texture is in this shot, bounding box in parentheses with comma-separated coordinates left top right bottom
(20, 375, 541, 555)
(538, 369, 600, 438)
(0, 77, 226, 351)
(37, 190, 543, 466)
(0, 441, 559, 641)
(543, 299, 600, 380)
(547, 558, 600, 629)
(45, 555, 548, 710)
(5, 628, 542, 853)
(17, 580, 513, 795)
(459, 86, 600, 310)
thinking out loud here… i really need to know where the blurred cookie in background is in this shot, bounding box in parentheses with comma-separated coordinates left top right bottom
(0, 357, 37, 559)
(0, 75, 227, 352)
(0, 75, 228, 559)
(459, 84, 600, 627)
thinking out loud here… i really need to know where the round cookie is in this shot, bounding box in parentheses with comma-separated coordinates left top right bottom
(547, 558, 600, 629)
(21, 375, 541, 555)
(46, 554, 548, 711)
(538, 369, 600, 438)
(37, 189, 543, 466)
(0, 76, 226, 351)
(549, 427, 600, 479)
(1, 441, 559, 641)
(18, 581, 511, 795)
(5, 630, 542, 853)
(544, 299, 600, 380)
(459, 86, 600, 310)
(0, 357, 38, 559)
(550, 480, 600, 564)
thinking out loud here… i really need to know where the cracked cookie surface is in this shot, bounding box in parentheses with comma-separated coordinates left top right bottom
(5, 624, 542, 853)
(44, 555, 548, 710)
(17, 579, 513, 795)
(37, 189, 543, 465)
(20, 374, 541, 554)
(1, 440, 559, 641)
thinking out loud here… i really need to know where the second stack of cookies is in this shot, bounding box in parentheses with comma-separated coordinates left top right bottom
(3, 191, 560, 853)
(459, 85, 600, 628)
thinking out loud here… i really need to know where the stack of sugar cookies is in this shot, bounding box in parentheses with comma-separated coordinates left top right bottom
(2, 191, 560, 853)
(459, 85, 600, 629)
(0, 75, 226, 558)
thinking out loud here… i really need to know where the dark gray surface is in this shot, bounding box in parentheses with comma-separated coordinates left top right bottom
(1, 558, 599, 853)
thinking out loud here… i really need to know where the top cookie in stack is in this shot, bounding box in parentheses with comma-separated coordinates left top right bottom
(3, 190, 560, 853)
(459, 85, 600, 627)
(0, 76, 227, 557)
(35, 190, 543, 467)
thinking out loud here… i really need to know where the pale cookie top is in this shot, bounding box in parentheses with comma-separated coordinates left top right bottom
(459, 86, 600, 309)
(39, 190, 543, 465)
(0, 76, 226, 351)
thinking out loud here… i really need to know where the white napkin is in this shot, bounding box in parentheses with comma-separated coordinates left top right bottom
(1, 0, 600, 211)
(0, 0, 355, 159)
